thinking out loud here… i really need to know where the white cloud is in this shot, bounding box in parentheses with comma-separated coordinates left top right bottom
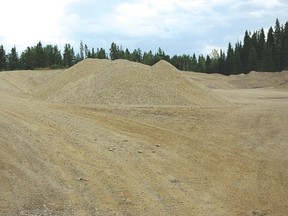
(0, 0, 80, 50)
(100, 0, 227, 38)
(0, 0, 287, 55)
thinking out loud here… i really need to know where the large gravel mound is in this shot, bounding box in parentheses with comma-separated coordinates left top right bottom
(36, 59, 226, 106)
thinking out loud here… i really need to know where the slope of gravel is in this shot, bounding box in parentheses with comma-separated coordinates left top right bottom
(183, 70, 288, 90)
(37, 59, 226, 107)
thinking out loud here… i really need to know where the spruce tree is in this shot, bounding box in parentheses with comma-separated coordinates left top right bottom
(35, 41, 45, 68)
(205, 55, 212, 73)
(234, 42, 243, 73)
(219, 50, 226, 74)
(20, 47, 34, 69)
(274, 18, 283, 71)
(248, 47, 259, 71)
(109, 42, 120, 60)
(0, 45, 6, 70)
(63, 44, 75, 67)
(143, 51, 154, 66)
(8, 46, 19, 70)
(263, 27, 276, 71)
(226, 43, 235, 74)
(242, 31, 253, 72)
(283, 22, 288, 69)
(80, 41, 84, 60)
(96, 48, 107, 59)
(258, 28, 266, 70)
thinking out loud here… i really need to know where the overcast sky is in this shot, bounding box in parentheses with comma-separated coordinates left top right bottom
(0, 0, 287, 56)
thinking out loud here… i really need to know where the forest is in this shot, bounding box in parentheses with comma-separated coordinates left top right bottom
(0, 19, 287, 75)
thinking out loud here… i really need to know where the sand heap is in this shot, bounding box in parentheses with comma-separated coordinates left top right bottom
(226, 70, 288, 89)
(183, 70, 288, 90)
(33, 59, 225, 107)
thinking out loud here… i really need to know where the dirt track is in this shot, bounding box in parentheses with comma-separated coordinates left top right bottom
(0, 61, 288, 215)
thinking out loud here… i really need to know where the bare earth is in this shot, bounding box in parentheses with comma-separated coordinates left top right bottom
(0, 60, 287, 216)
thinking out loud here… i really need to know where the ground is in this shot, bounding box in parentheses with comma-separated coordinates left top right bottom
(0, 62, 287, 215)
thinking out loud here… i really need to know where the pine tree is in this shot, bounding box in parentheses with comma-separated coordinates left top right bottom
(63, 44, 75, 67)
(155, 47, 169, 62)
(143, 51, 154, 65)
(0, 45, 7, 70)
(226, 43, 235, 74)
(109, 42, 120, 60)
(96, 48, 107, 59)
(131, 48, 142, 62)
(205, 55, 212, 73)
(7, 46, 19, 70)
(262, 27, 276, 71)
(80, 41, 84, 60)
(191, 54, 198, 71)
(234, 42, 243, 73)
(256, 28, 266, 70)
(248, 47, 259, 71)
(242, 31, 253, 72)
(282, 22, 288, 69)
(52, 45, 63, 67)
(35, 41, 45, 68)
(218, 50, 226, 74)
(274, 18, 283, 71)
(43, 44, 54, 67)
(20, 47, 34, 69)
(124, 48, 131, 60)
(91, 48, 96, 58)
(198, 55, 206, 72)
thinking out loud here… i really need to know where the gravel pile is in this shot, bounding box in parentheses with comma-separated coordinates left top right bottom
(35, 59, 226, 107)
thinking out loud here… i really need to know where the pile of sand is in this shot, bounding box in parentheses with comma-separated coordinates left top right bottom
(229, 70, 288, 89)
(32, 59, 226, 107)
(0, 69, 61, 96)
(183, 70, 288, 90)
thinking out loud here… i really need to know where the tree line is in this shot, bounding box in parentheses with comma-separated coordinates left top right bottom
(0, 19, 287, 75)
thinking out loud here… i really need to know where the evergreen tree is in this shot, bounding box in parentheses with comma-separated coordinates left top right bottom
(63, 44, 75, 67)
(109, 42, 120, 60)
(124, 48, 131, 60)
(20, 47, 34, 69)
(131, 48, 142, 62)
(52, 45, 63, 67)
(95, 48, 107, 59)
(80, 41, 84, 60)
(43, 45, 55, 67)
(274, 18, 283, 71)
(198, 55, 206, 72)
(242, 31, 253, 72)
(7, 46, 19, 70)
(91, 48, 96, 58)
(263, 27, 276, 71)
(248, 47, 259, 71)
(35, 41, 45, 68)
(234, 42, 243, 73)
(209, 49, 220, 73)
(282, 22, 288, 69)
(84, 44, 90, 58)
(183, 54, 193, 71)
(257, 28, 266, 68)
(219, 50, 226, 74)
(154, 47, 169, 62)
(143, 51, 154, 65)
(0, 45, 7, 70)
(226, 43, 235, 74)
(205, 55, 212, 73)
(191, 54, 198, 71)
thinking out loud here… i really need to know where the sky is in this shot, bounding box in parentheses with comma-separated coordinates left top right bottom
(0, 0, 287, 56)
